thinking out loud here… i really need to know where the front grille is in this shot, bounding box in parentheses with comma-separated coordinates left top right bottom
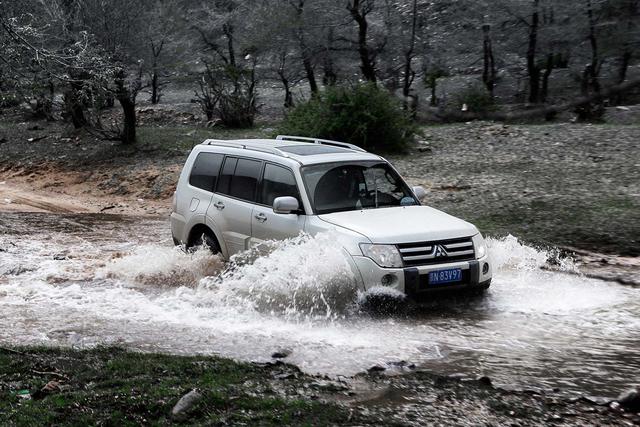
(397, 237, 475, 267)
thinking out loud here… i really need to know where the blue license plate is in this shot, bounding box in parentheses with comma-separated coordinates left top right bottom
(428, 268, 463, 285)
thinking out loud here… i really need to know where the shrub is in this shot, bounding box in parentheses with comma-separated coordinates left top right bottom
(278, 84, 416, 153)
(218, 91, 257, 128)
(0, 93, 22, 109)
(455, 84, 495, 115)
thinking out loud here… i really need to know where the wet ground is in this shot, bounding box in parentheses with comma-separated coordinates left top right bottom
(1, 213, 639, 401)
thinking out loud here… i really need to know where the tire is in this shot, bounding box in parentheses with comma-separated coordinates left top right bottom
(188, 230, 220, 255)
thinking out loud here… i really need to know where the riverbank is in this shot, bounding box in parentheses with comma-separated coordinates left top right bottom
(1, 117, 638, 255)
(0, 346, 635, 426)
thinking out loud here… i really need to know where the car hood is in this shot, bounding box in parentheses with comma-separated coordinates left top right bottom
(318, 206, 478, 244)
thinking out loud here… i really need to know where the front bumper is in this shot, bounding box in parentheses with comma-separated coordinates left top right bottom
(351, 254, 492, 296)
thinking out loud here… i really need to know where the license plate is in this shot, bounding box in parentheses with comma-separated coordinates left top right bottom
(428, 268, 462, 285)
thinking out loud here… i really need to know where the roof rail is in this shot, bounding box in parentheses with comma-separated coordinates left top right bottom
(205, 139, 290, 158)
(275, 135, 366, 152)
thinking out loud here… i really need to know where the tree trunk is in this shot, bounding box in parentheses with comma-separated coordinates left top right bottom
(222, 23, 241, 93)
(402, 0, 418, 114)
(482, 23, 496, 98)
(66, 86, 87, 129)
(586, 0, 601, 94)
(118, 96, 136, 145)
(430, 79, 438, 107)
(348, 0, 377, 83)
(293, 0, 318, 94)
(283, 84, 293, 109)
(301, 46, 318, 94)
(323, 28, 338, 86)
(540, 53, 553, 103)
(278, 69, 293, 109)
(615, 51, 632, 104)
(618, 51, 632, 84)
(527, 0, 540, 104)
(151, 71, 159, 104)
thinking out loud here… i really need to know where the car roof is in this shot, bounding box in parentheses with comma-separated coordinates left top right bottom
(199, 138, 384, 166)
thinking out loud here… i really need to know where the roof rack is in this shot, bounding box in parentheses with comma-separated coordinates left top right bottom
(275, 135, 367, 152)
(205, 139, 290, 158)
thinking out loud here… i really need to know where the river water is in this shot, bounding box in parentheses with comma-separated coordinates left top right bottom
(1, 213, 638, 398)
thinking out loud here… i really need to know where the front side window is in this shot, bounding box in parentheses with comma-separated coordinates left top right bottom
(189, 153, 224, 192)
(260, 163, 300, 206)
(218, 157, 262, 202)
(301, 161, 418, 214)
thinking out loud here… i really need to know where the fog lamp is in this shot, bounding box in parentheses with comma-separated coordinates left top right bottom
(483, 262, 490, 274)
(381, 274, 396, 286)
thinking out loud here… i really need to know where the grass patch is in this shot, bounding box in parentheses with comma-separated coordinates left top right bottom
(136, 125, 275, 152)
(0, 346, 356, 426)
(456, 195, 640, 255)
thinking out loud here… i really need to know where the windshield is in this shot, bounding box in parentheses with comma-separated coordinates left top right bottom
(301, 161, 419, 214)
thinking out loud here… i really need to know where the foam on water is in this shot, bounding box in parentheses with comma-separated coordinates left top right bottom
(1, 214, 639, 396)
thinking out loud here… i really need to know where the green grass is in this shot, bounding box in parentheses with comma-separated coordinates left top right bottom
(0, 347, 356, 426)
(457, 195, 640, 255)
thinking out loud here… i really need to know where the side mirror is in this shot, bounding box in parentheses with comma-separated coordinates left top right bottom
(412, 186, 427, 202)
(273, 196, 300, 214)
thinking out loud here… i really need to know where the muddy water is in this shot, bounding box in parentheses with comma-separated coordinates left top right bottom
(1, 213, 639, 398)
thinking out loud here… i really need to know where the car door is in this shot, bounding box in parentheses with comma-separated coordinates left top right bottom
(210, 156, 262, 256)
(250, 162, 306, 245)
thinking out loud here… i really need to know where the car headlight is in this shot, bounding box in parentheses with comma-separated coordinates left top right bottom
(473, 233, 487, 259)
(360, 244, 403, 268)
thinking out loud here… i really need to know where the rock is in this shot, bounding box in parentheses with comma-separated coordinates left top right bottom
(581, 395, 612, 406)
(271, 349, 292, 359)
(477, 376, 492, 387)
(16, 389, 31, 400)
(274, 372, 296, 380)
(617, 387, 640, 411)
(32, 380, 61, 399)
(367, 365, 386, 374)
(387, 360, 416, 370)
(53, 253, 68, 261)
(171, 389, 202, 417)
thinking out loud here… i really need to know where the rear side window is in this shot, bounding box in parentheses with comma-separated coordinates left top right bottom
(189, 153, 224, 192)
(218, 157, 262, 202)
(260, 163, 300, 206)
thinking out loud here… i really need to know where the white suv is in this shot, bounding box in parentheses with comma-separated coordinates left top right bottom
(171, 136, 491, 297)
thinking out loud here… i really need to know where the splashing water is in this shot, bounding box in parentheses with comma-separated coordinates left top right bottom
(1, 213, 639, 398)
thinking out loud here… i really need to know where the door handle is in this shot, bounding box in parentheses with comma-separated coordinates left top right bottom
(213, 201, 225, 210)
(254, 213, 267, 223)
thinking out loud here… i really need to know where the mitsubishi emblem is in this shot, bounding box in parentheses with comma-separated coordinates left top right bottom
(434, 245, 447, 258)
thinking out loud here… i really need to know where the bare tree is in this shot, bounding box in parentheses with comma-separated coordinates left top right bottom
(482, 23, 497, 98)
(346, 0, 380, 83)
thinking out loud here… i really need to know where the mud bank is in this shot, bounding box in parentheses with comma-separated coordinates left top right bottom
(0, 346, 636, 426)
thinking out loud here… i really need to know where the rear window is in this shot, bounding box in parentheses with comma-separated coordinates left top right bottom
(218, 157, 262, 202)
(189, 153, 224, 192)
